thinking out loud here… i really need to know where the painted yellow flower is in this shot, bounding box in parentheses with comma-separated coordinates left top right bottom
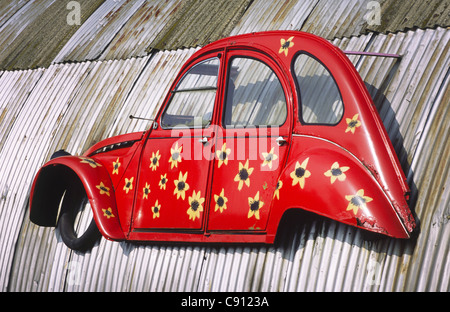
(152, 200, 161, 219)
(80, 157, 101, 168)
(159, 173, 168, 190)
(169, 142, 182, 169)
(142, 182, 150, 199)
(102, 207, 115, 219)
(248, 191, 264, 220)
(216, 143, 231, 168)
(187, 190, 205, 221)
(96, 182, 110, 196)
(234, 159, 254, 191)
(273, 180, 283, 199)
(149, 150, 161, 171)
(112, 157, 121, 175)
(262, 147, 278, 169)
(345, 114, 362, 134)
(173, 171, 189, 200)
(214, 188, 228, 213)
(324, 162, 350, 184)
(279, 36, 294, 57)
(290, 158, 311, 189)
(123, 177, 134, 194)
(345, 189, 373, 215)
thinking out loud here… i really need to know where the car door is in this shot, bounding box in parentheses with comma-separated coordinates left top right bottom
(132, 55, 221, 231)
(207, 50, 292, 232)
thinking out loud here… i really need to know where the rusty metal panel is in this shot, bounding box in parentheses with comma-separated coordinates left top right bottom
(148, 0, 252, 51)
(0, 0, 104, 70)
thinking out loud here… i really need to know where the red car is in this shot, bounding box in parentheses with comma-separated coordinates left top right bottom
(29, 31, 416, 251)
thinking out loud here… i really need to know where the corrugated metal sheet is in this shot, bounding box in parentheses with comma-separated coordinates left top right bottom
(0, 0, 448, 293)
(0, 0, 104, 70)
(367, 0, 450, 34)
(148, 0, 252, 51)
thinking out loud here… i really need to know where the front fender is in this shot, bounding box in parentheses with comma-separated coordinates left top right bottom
(30, 155, 125, 241)
(268, 136, 411, 238)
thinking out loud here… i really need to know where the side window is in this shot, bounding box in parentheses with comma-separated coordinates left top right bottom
(161, 58, 219, 128)
(223, 57, 287, 128)
(293, 53, 343, 125)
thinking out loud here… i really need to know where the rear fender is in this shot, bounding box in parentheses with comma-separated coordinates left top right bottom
(30, 155, 125, 241)
(268, 137, 410, 238)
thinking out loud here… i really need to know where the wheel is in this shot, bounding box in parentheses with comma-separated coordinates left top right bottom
(58, 182, 101, 251)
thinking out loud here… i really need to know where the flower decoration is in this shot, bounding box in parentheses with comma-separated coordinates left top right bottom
(273, 180, 283, 199)
(187, 190, 205, 221)
(345, 189, 373, 215)
(159, 173, 168, 190)
(262, 147, 278, 169)
(143, 182, 150, 199)
(102, 207, 115, 219)
(290, 158, 311, 189)
(149, 150, 161, 171)
(234, 159, 254, 191)
(123, 177, 134, 194)
(112, 158, 121, 175)
(152, 200, 161, 219)
(279, 36, 294, 57)
(96, 182, 110, 196)
(174, 171, 189, 200)
(169, 142, 183, 169)
(248, 191, 264, 220)
(345, 114, 362, 134)
(214, 188, 228, 213)
(80, 157, 101, 168)
(324, 162, 350, 184)
(216, 143, 231, 168)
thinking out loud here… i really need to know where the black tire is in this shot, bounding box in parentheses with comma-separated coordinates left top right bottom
(58, 182, 101, 252)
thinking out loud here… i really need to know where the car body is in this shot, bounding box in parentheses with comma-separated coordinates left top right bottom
(29, 31, 416, 251)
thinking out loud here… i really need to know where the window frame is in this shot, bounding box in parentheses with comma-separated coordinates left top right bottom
(291, 51, 345, 126)
(160, 56, 221, 130)
(221, 55, 288, 129)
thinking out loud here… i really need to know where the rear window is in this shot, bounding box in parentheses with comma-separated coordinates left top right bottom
(293, 53, 343, 125)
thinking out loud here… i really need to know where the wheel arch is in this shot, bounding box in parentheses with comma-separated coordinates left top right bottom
(29, 155, 126, 241)
(267, 139, 410, 239)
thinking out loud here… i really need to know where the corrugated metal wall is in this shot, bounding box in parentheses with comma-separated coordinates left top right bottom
(0, 0, 448, 292)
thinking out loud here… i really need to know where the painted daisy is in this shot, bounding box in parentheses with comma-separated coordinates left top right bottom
(152, 200, 161, 219)
(290, 158, 311, 189)
(262, 147, 278, 169)
(149, 150, 161, 171)
(112, 158, 121, 175)
(187, 190, 205, 221)
(273, 180, 283, 199)
(96, 182, 110, 196)
(169, 142, 183, 169)
(123, 177, 134, 194)
(214, 188, 228, 213)
(279, 36, 294, 57)
(345, 114, 362, 134)
(102, 207, 115, 219)
(324, 162, 350, 184)
(159, 173, 168, 190)
(234, 159, 254, 191)
(248, 191, 264, 220)
(142, 182, 150, 199)
(345, 189, 373, 215)
(216, 143, 231, 168)
(173, 171, 189, 200)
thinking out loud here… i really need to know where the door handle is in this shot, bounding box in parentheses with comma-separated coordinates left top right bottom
(276, 136, 287, 146)
(199, 136, 209, 145)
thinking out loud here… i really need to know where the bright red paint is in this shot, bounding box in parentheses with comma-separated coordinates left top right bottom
(29, 31, 416, 249)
